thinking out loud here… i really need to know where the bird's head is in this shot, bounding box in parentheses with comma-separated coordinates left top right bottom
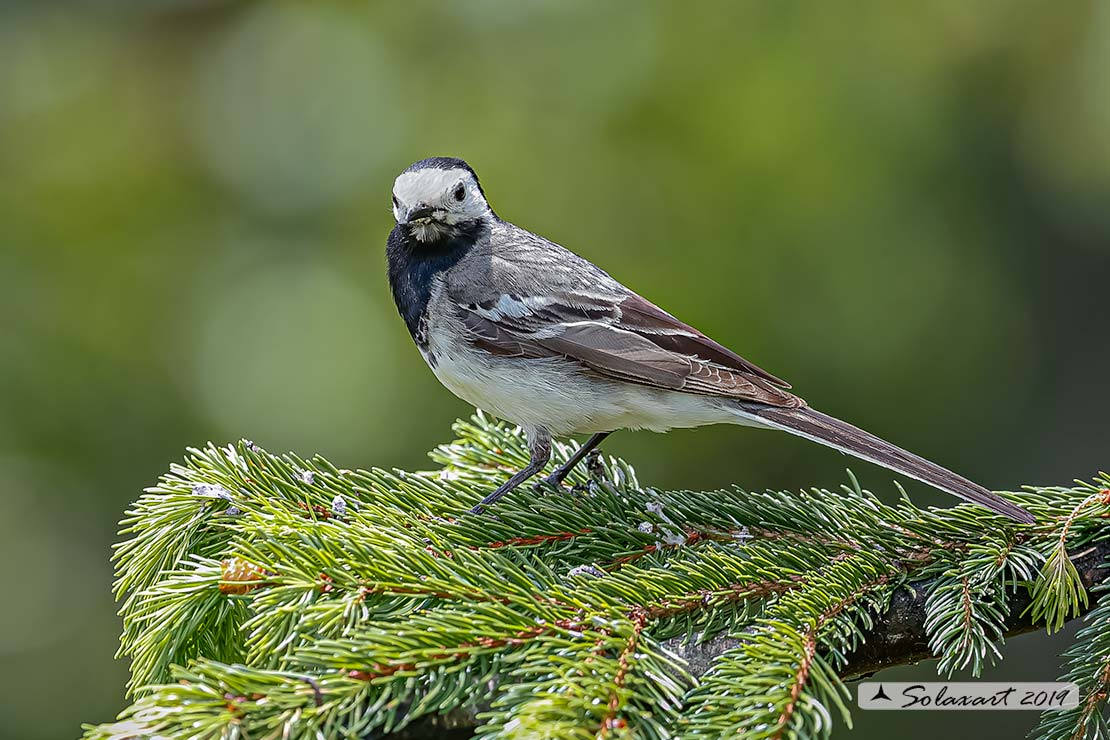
(391, 157, 491, 243)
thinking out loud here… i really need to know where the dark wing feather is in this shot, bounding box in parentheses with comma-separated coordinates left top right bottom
(616, 294, 791, 388)
(456, 292, 803, 408)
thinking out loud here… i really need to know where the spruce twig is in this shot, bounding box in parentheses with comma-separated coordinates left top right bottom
(84, 415, 1110, 739)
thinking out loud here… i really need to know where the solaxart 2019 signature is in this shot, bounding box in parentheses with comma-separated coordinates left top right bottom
(858, 682, 1079, 711)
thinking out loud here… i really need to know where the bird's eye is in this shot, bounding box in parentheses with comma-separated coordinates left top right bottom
(453, 184, 466, 202)
(392, 195, 400, 208)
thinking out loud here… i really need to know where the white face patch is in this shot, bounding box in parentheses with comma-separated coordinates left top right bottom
(392, 167, 489, 239)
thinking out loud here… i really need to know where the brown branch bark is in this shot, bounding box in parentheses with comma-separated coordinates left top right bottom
(385, 539, 1110, 739)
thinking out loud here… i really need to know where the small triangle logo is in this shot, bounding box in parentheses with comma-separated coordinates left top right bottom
(870, 685, 892, 701)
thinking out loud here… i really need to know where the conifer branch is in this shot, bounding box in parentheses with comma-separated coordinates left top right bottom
(372, 530, 1110, 738)
(82, 416, 1110, 740)
(838, 538, 1110, 680)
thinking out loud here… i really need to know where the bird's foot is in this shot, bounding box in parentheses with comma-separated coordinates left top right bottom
(532, 449, 608, 497)
(532, 473, 570, 494)
(533, 470, 596, 497)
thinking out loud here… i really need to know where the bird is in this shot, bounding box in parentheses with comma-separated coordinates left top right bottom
(385, 156, 1034, 524)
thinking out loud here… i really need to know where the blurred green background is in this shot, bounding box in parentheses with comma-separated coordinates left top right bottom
(2, 1, 1108, 737)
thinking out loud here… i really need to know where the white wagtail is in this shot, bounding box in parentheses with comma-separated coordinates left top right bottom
(386, 156, 1034, 523)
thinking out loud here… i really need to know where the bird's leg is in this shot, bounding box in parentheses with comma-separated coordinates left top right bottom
(536, 432, 611, 490)
(469, 430, 551, 514)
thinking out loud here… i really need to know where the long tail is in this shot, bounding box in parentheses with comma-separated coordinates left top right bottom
(743, 404, 1034, 523)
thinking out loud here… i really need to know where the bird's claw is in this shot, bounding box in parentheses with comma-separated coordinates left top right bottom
(532, 475, 568, 494)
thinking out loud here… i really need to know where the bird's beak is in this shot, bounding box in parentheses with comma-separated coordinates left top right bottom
(404, 204, 436, 223)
